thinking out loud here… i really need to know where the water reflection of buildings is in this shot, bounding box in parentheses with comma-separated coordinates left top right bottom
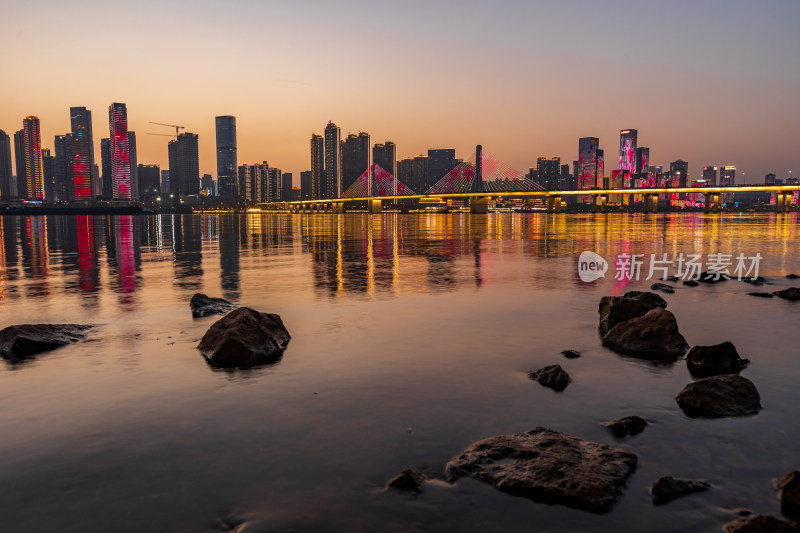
(171, 214, 203, 291)
(218, 215, 240, 300)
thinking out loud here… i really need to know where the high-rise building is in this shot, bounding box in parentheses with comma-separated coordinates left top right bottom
(160, 170, 170, 193)
(138, 164, 161, 195)
(281, 172, 292, 201)
(215, 116, 237, 198)
(100, 138, 112, 200)
(719, 166, 735, 186)
(237, 165, 252, 202)
(635, 147, 650, 174)
(168, 132, 200, 198)
(54, 134, 75, 202)
(20, 117, 44, 199)
(373, 141, 396, 177)
(619, 129, 637, 176)
(41, 148, 55, 201)
(670, 160, 689, 187)
(128, 131, 138, 200)
(300, 170, 312, 200)
(267, 167, 281, 202)
(702, 166, 718, 186)
(108, 103, 131, 200)
(427, 149, 457, 191)
(341, 132, 370, 192)
(310, 133, 324, 200)
(535, 157, 561, 190)
(397, 158, 414, 190)
(69, 107, 95, 201)
(578, 137, 602, 189)
(412, 155, 428, 192)
(0, 130, 12, 199)
(765, 173, 777, 185)
(14, 129, 25, 198)
(201, 173, 214, 195)
(323, 121, 341, 199)
(560, 164, 573, 190)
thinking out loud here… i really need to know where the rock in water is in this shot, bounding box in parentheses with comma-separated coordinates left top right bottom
(0, 324, 93, 362)
(603, 416, 648, 437)
(561, 349, 582, 359)
(742, 276, 767, 285)
(787, 274, 800, 279)
(445, 427, 638, 513)
(683, 280, 700, 287)
(529, 364, 571, 392)
(686, 341, 749, 377)
(662, 275, 679, 282)
(723, 515, 800, 533)
(601, 308, 689, 358)
(190, 293, 236, 318)
(774, 288, 800, 301)
(697, 271, 730, 283)
(387, 469, 426, 494)
(776, 470, 800, 519)
(598, 291, 667, 334)
(675, 375, 761, 417)
(197, 307, 290, 368)
(650, 476, 711, 504)
(650, 283, 675, 293)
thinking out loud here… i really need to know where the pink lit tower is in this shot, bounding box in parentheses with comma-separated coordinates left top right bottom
(108, 103, 131, 200)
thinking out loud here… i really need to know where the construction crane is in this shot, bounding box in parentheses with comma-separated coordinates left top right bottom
(149, 121, 184, 136)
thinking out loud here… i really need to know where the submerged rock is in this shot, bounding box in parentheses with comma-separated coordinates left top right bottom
(662, 275, 679, 282)
(773, 288, 800, 301)
(561, 349, 582, 359)
(786, 274, 800, 279)
(776, 470, 800, 519)
(723, 515, 800, 533)
(650, 283, 675, 293)
(387, 469, 426, 494)
(0, 324, 93, 362)
(748, 292, 775, 298)
(598, 291, 667, 334)
(601, 308, 689, 358)
(197, 307, 290, 368)
(697, 271, 731, 283)
(529, 365, 571, 392)
(742, 276, 767, 285)
(603, 416, 648, 437)
(686, 341, 749, 377)
(445, 426, 638, 513)
(650, 476, 710, 504)
(683, 280, 700, 287)
(675, 375, 761, 417)
(190, 293, 236, 318)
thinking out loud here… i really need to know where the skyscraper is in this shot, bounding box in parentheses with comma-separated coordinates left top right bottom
(535, 157, 561, 190)
(281, 172, 292, 202)
(138, 164, 161, 195)
(702, 166, 718, 186)
(41, 148, 55, 201)
(578, 137, 602, 189)
(160, 170, 170, 193)
(215, 116, 237, 198)
(373, 141, 396, 177)
(201, 173, 214, 195)
(20, 117, 44, 199)
(412, 155, 429, 193)
(69, 107, 95, 201)
(54, 134, 75, 202)
(128, 131, 138, 200)
(168, 132, 200, 198)
(719, 166, 735, 186)
(300, 170, 312, 200)
(427, 149, 457, 191)
(0, 130, 12, 200)
(341, 132, 370, 192)
(100, 138, 112, 200)
(635, 147, 650, 174)
(670, 160, 689, 187)
(324, 121, 341, 199)
(14, 130, 25, 198)
(310, 133, 324, 200)
(108, 103, 131, 200)
(267, 167, 281, 202)
(619, 129, 637, 176)
(397, 158, 413, 190)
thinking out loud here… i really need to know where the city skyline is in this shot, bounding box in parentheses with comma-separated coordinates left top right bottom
(1, 1, 798, 183)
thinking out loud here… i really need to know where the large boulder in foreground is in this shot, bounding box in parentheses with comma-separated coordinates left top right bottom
(686, 341, 749, 377)
(197, 307, 290, 368)
(675, 375, 761, 418)
(650, 476, 710, 505)
(0, 324, 93, 362)
(598, 291, 667, 335)
(776, 470, 800, 518)
(601, 308, 689, 358)
(723, 515, 799, 532)
(190, 293, 236, 318)
(445, 427, 638, 513)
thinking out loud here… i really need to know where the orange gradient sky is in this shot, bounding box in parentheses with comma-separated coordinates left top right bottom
(2, 0, 799, 185)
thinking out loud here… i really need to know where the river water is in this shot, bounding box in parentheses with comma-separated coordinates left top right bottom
(0, 213, 798, 532)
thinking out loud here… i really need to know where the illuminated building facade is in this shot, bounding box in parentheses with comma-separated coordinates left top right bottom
(70, 107, 95, 201)
(578, 137, 602, 189)
(670, 160, 689, 188)
(719, 166, 735, 186)
(342, 132, 370, 192)
(215, 116, 237, 198)
(0, 130, 11, 199)
(373, 141, 396, 178)
(702, 166, 718, 186)
(21, 117, 44, 199)
(108, 103, 131, 200)
(618, 129, 637, 178)
(323, 121, 341, 199)
(128, 131, 138, 200)
(635, 147, 649, 174)
(535, 157, 561, 190)
(310, 133, 324, 200)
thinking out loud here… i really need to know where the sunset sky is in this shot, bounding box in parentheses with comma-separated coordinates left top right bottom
(2, 0, 799, 185)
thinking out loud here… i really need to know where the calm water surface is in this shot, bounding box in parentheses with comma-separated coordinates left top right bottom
(0, 213, 799, 532)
